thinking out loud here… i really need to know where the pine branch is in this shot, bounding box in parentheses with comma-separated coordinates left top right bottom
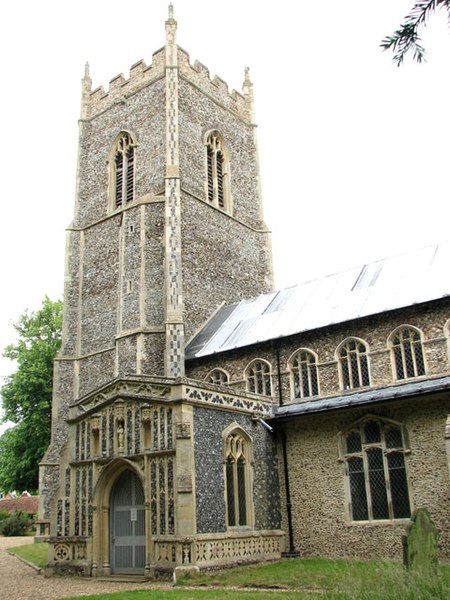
(380, 0, 448, 66)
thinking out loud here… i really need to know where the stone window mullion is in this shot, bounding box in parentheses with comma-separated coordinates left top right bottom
(206, 132, 230, 212)
(343, 418, 411, 523)
(112, 132, 135, 209)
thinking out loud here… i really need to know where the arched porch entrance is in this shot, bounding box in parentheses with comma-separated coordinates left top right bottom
(109, 470, 146, 574)
(92, 461, 148, 577)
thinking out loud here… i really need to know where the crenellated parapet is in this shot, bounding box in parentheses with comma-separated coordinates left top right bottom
(177, 47, 252, 121)
(83, 48, 166, 119)
(82, 45, 252, 121)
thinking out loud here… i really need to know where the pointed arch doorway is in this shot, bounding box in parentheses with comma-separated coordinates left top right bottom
(110, 470, 146, 574)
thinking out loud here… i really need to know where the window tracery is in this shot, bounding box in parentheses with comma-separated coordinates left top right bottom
(337, 338, 370, 390)
(112, 132, 135, 208)
(206, 132, 230, 211)
(289, 349, 319, 399)
(224, 428, 252, 527)
(341, 417, 411, 522)
(389, 326, 425, 380)
(206, 369, 229, 385)
(245, 359, 272, 397)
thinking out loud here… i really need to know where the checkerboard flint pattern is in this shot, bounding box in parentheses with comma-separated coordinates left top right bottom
(165, 67, 185, 378)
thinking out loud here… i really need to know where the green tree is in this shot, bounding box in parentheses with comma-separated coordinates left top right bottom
(381, 1, 450, 65)
(0, 296, 62, 492)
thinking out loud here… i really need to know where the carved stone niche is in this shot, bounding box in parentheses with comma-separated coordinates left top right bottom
(140, 404, 152, 449)
(116, 419, 125, 455)
(90, 414, 101, 432)
(90, 414, 101, 457)
(141, 404, 152, 423)
(113, 399, 126, 420)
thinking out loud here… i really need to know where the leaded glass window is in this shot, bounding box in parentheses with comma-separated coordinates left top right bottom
(113, 133, 135, 208)
(342, 419, 411, 522)
(224, 430, 252, 527)
(338, 339, 370, 390)
(390, 327, 425, 380)
(206, 132, 229, 210)
(206, 369, 229, 385)
(290, 350, 319, 398)
(245, 360, 272, 396)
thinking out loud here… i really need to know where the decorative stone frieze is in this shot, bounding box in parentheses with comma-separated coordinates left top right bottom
(153, 530, 284, 568)
(185, 386, 272, 416)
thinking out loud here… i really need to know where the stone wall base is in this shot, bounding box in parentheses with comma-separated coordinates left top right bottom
(46, 530, 285, 577)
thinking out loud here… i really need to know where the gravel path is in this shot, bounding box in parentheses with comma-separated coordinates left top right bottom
(0, 536, 173, 599)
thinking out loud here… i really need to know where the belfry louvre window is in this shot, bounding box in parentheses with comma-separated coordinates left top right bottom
(342, 419, 411, 522)
(390, 326, 425, 380)
(338, 339, 370, 390)
(113, 133, 135, 208)
(206, 369, 229, 385)
(291, 350, 319, 398)
(245, 360, 272, 396)
(224, 429, 252, 527)
(206, 132, 229, 210)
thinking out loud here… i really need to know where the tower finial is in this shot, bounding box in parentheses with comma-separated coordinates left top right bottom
(242, 67, 255, 122)
(165, 2, 177, 66)
(242, 67, 253, 96)
(80, 61, 92, 119)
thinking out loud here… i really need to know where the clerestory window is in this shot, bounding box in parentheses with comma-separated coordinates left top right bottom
(290, 349, 319, 399)
(206, 132, 230, 210)
(112, 132, 135, 208)
(338, 338, 370, 390)
(245, 359, 272, 397)
(389, 326, 426, 381)
(206, 369, 229, 385)
(341, 418, 411, 522)
(224, 428, 252, 527)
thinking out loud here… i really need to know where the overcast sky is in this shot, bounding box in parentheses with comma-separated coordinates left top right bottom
(1, 1, 449, 428)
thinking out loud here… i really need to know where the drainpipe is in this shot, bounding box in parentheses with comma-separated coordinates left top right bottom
(275, 348, 298, 557)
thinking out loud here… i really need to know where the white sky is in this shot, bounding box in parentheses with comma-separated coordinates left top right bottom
(1, 1, 449, 429)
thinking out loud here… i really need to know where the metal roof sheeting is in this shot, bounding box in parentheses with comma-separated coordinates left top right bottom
(271, 376, 450, 420)
(185, 242, 450, 360)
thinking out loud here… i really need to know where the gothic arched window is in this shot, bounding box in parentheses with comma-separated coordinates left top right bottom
(340, 417, 411, 522)
(338, 338, 370, 390)
(289, 349, 319, 399)
(224, 428, 252, 527)
(112, 132, 135, 208)
(389, 326, 426, 381)
(206, 132, 230, 211)
(206, 368, 229, 385)
(245, 359, 272, 397)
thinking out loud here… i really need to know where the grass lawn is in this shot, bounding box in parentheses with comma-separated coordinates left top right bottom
(8, 541, 48, 569)
(176, 558, 450, 599)
(64, 592, 301, 600)
(7, 543, 450, 600)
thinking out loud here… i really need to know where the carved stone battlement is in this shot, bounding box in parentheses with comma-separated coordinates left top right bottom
(83, 46, 251, 121)
(85, 48, 166, 118)
(177, 47, 251, 120)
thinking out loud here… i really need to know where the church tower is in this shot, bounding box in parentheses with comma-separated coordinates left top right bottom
(38, 6, 281, 577)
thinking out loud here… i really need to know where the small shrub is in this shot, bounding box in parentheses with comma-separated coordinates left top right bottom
(0, 508, 10, 522)
(0, 512, 30, 536)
